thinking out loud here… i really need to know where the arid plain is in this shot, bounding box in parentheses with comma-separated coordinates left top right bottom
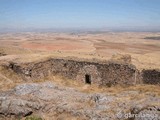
(0, 32, 160, 69)
(0, 32, 160, 120)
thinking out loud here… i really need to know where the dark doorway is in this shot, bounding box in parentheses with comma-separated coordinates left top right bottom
(85, 74, 91, 84)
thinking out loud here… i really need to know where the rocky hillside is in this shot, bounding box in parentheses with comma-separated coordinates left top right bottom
(0, 82, 159, 120)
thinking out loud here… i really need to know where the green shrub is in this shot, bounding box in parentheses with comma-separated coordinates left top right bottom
(25, 116, 43, 120)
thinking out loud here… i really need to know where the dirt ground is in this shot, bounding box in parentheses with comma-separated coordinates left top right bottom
(0, 32, 160, 69)
(0, 32, 160, 119)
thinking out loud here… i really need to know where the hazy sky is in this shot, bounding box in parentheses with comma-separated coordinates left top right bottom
(0, 0, 160, 31)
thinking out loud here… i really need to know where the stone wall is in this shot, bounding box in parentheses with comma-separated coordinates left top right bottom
(8, 58, 139, 86)
(9, 58, 160, 85)
(142, 69, 160, 85)
(8, 58, 160, 86)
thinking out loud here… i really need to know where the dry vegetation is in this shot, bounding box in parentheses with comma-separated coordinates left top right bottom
(41, 75, 160, 97)
(0, 32, 160, 69)
(0, 65, 23, 90)
(0, 32, 159, 94)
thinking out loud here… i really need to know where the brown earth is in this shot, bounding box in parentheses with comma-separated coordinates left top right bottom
(0, 32, 160, 69)
(0, 32, 160, 119)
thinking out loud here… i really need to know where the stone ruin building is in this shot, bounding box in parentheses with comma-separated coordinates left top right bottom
(6, 57, 160, 86)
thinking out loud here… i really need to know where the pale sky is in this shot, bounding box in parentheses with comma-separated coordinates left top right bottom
(0, 0, 160, 31)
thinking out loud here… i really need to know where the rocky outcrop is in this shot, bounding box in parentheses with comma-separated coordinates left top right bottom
(0, 82, 159, 120)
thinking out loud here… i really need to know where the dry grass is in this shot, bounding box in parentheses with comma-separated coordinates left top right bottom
(0, 46, 34, 55)
(0, 32, 159, 120)
(127, 84, 160, 95)
(0, 32, 160, 94)
(0, 66, 23, 90)
(0, 32, 160, 69)
(32, 75, 160, 97)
